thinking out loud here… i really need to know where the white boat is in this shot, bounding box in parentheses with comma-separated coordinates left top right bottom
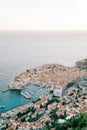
(20, 92, 31, 99)
(25, 92, 30, 96)
(0, 105, 5, 109)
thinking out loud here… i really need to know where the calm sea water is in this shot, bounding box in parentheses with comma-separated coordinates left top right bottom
(0, 31, 87, 113)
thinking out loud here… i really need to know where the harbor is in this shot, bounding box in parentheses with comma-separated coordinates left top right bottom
(20, 92, 31, 99)
(0, 84, 48, 114)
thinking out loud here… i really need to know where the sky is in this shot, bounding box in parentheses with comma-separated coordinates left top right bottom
(0, 0, 87, 31)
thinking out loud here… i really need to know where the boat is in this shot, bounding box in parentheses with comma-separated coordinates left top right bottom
(0, 105, 5, 109)
(25, 92, 30, 96)
(20, 92, 31, 99)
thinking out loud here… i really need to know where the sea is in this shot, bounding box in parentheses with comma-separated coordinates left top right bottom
(0, 31, 87, 113)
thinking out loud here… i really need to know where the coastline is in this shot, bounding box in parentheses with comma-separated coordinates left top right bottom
(1, 62, 87, 129)
(8, 63, 87, 90)
(1, 103, 33, 118)
(1, 62, 87, 114)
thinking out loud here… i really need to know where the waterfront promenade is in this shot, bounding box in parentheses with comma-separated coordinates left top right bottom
(1, 103, 33, 118)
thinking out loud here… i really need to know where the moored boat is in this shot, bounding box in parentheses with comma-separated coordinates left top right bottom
(0, 105, 5, 109)
(20, 92, 31, 99)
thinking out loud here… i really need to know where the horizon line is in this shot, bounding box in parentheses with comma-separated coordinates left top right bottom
(1, 30, 87, 32)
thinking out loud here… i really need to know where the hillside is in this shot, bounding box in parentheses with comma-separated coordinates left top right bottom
(43, 113, 87, 130)
(0, 60, 87, 129)
(75, 58, 87, 71)
(1, 79, 87, 129)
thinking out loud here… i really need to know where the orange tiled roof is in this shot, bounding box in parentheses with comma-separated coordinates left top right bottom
(34, 96, 46, 106)
(28, 124, 33, 128)
(43, 114, 49, 119)
(20, 122, 27, 126)
(36, 108, 44, 113)
(48, 103, 56, 110)
(34, 121, 42, 128)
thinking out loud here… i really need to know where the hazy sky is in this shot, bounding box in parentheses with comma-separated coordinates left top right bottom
(0, 0, 87, 31)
